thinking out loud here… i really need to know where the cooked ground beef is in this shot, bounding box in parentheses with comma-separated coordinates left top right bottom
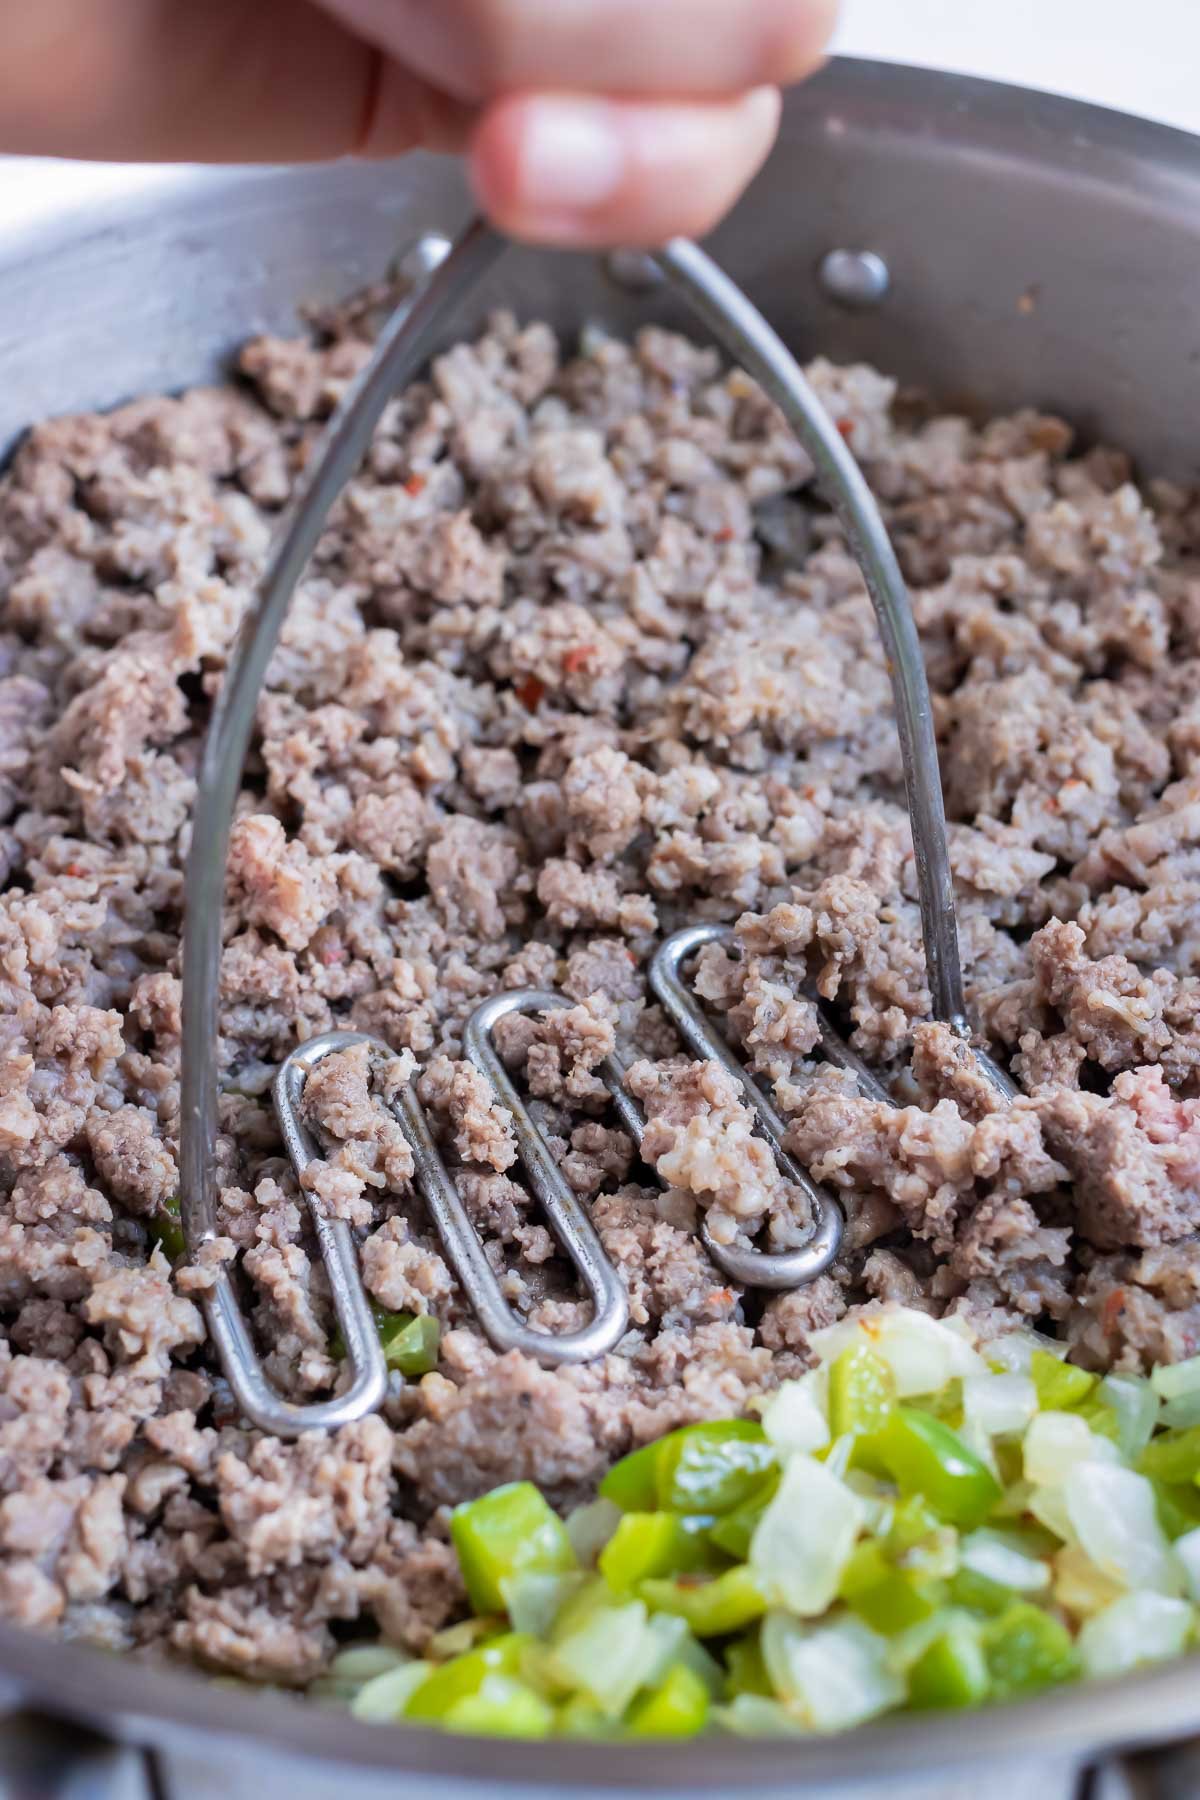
(2, 297, 1200, 1684)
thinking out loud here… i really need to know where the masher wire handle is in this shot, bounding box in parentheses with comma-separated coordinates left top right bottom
(179, 213, 999, 1436)
(654, 239, 967, 1033)
(179, 220, 505, 1433)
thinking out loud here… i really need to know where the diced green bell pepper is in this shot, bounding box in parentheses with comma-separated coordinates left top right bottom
(907, 1621, 989, 1710)
(557, 1693, 613, 1738)
(707, 1473, 780, 1561)
(378, 1311, 441, 1376)
(1029, 1351, 1096, 1413)
(982, 1603, 1079, 1698)
(625, 1663, 710, 1738)
(948, 1567, 1015, 1619)
(1139, 1424, 1200, 1486)
(404, 1633, 534, 1721)
(1071, 1395, 1121, 1445)
(838, 1541, 945, 1634)
(148, 1194, 186, 1264)
(598, 1512, 712, 1593)
(829, 1344, 895, 1441)
(655, 1421, 776, 1516)
(723, 1629, 773, 1699)
(1152, 1478, 1200, 1541)
(639, 1565, 767, 1636)
(333, 1305, 440, 1375)
(450, 1484, 576, 1615)
(869, 1408, 1002, 1529)
(442, 1673, 554, 1738)
(600, 1440, 663, 1512)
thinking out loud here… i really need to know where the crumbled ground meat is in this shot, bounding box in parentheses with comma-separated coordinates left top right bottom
(3, 300, 1200, 1687)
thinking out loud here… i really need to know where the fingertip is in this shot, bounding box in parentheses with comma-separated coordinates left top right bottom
(766, 0, 840, 87)
(470, 88, 781, 249)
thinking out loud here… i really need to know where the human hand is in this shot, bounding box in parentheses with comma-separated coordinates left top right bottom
(0, 0, 837, 246)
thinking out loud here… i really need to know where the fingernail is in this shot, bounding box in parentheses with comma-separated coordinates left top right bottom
(518, 100, 625, 214)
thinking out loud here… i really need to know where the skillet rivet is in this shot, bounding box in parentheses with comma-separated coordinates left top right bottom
(818, 248, 890, 309)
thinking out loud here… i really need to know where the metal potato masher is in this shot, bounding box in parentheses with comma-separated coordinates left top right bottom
(179, 220, 1016, 1437)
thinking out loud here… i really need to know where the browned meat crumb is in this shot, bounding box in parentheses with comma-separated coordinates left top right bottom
(2, 302, 1200, 1686)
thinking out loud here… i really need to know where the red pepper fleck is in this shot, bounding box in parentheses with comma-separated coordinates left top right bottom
(562, 646, 595, 675)
(1102, 1287, 1127, 1331)
(713, 525, 736, 543)
(320, 943, 345, 967)
(515, 674, 546, 711)
(403, 473, 427, 497)
(64, 862, 87, 878)
(836, 417, 855, 440)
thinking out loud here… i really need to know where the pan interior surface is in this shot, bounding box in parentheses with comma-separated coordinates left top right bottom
(3, 54, 1200, 1791)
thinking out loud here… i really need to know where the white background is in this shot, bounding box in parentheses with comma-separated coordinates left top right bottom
(1, 0, 1196, 218)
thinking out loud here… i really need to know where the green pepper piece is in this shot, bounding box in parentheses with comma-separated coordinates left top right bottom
(1152, 1478, 1200, 1541)
(829, 1344, 895, 1441)
(723, 1628, 772, 1699)
(908, 1622, 989, 1710)
(598, 1513, 712, 1593)
(982, 1603, 1079, 1699)
(1139, 1424, 1200, 1486)
(625, 1663, 710, 1738)
(1071, 1395, 1120, 1445)
(639, 1566, 767, 1636)
(838, 1541, 945, 1635)
(148, 1194, 186, 1264)
(405, 1633, 534, 1721)
(599, 1440, 663, 1512)
(442, 1673, 554, 1738)
(655, 1422, 775, 1516)
(1029, 1351, 1096, 1413)
(333, 1304, 440, 1374)
(707, 1472, 780, 1561)
(920, 1379, 964, 1430)
(869, 1408, 1002, 1529)
(557, 1693, 613, 1738)
(378, 1311, 440, 1376)
(947, 1567, 1014, 1619)
(450, 1484, 576, 1616)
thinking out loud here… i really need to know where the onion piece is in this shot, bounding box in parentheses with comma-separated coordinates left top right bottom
(1077, 1592, 1192, 1679)
(750, 1455, 864, 1617)
(1064, 1462, 1183, 1597)
(762, 1613, 904, 1732)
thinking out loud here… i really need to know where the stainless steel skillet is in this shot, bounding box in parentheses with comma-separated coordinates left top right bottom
(2, 54, 1200, 1800)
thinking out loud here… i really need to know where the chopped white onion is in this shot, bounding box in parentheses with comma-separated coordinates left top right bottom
(963, 1372, 1037, 1440)
(1077, 1592, 1192, 1679)
(1100, 1374, 1160, 1459)
(750, 1454, 864, 1617)
(1064, 1462, 1183, 1597)
(1151, 1355, 1200, 1402)
(717, 1694, 810, 1737)
(350, 1661, 433, 1722)
(759, 1373, 831, 1455)
(809, 1304, 985, 1397)
(1159, 1391, 1200, 1430)
(983, 1328, 1066, 1374)
(502, 1571, 581, 1637)
(761, 1613, 905, 1733)
(1028, 1483, 1075, 1543)
(550, 1599, 662, 1717)
(960, 1528, 1051, 1593)
(565, 1498, 621, 1563)
(1024, 1411, 1119, 1486)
